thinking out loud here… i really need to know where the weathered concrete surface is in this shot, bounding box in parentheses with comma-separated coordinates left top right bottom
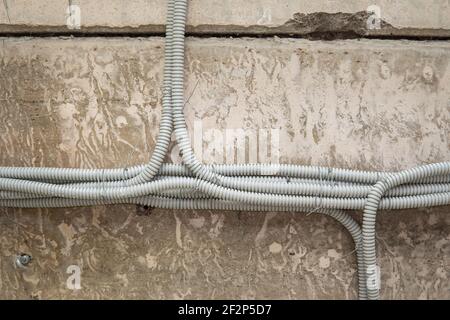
(0, 37, 448, 170)
(0, 0, 449, 37)
(0, 206, 448, 299)
(0, 37, 449, 299)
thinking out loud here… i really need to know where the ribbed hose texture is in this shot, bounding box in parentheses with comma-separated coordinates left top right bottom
(362, 162, 450, 300)
(0, 0, 448, 301)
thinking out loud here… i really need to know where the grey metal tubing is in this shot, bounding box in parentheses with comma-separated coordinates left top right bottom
(362, 162, 450, 300)
(0, 0, 449, 301)
(1, 163, 449, 185)
(124, 0, 174, 185)
(1, 185, 448, 212)
(48, 176, 450, 199)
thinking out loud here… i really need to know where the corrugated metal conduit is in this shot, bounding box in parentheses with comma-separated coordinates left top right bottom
(0, 0, 449, 300)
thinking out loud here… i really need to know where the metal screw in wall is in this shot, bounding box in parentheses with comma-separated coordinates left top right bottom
(15, 253, 32, 268)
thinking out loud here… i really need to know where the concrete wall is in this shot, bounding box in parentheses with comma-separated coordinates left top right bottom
(0, 38, 448, 169)
(1, 0, 450, 37)
(0, 1, 449, 300)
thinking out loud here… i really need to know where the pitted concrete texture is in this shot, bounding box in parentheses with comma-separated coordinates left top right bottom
(0, 37, 448, 299)
(0, 0, 449, 37)
(0, 37, 448, 170)
(0, 206, 448, 299)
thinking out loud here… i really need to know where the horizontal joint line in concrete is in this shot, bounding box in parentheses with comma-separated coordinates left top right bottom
(0, 29, 450, 42)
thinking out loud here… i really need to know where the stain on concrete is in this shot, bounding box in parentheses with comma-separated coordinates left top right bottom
(284, 11, 394, 39)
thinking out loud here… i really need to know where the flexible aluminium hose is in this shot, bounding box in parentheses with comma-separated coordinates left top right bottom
(165, 0, 450, 221)
(124, 0, 174, 186)
(29, 175, 450, 199)
(0, 0, 174, 187)
(2, 191, 449, 212)
(362, 162, 450, 300)
(1, 163, 449, 184)
(3, 179, 448, 201)
(1, 175, 449, 210)
(164, 0, 450, 204)
(0, 0, 448, 300)
(163, 0, 450, 300)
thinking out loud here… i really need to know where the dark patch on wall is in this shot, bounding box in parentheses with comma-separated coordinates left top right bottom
(284, 11, 393, 40)
(1, 13, 450, 40)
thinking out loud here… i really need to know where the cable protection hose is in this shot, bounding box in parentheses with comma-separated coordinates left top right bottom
(362, 162, 450, 299)
(0, 0, 448, 300)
